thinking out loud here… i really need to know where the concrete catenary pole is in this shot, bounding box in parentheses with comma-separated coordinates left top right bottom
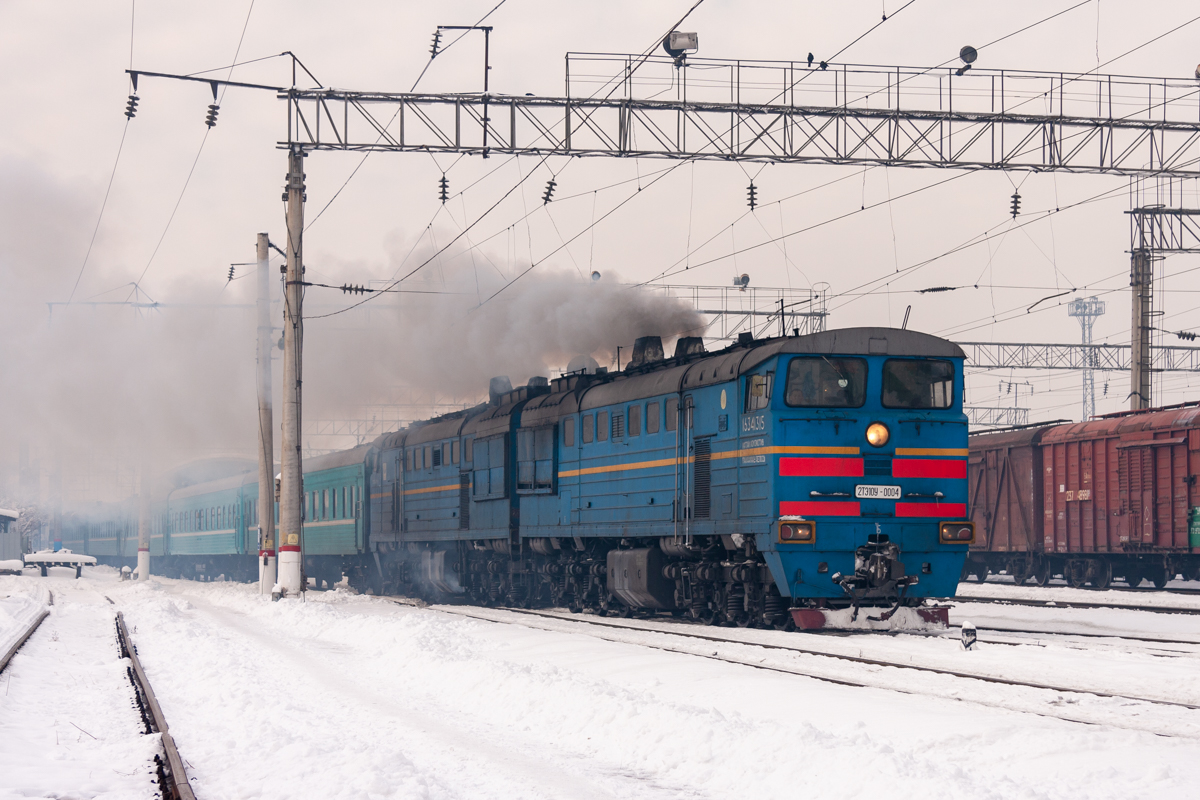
(1129, 250, 1153, 410)
(137, 464, 150, 580)
(278, 146, 306, 595)
(256, 232, 277, 593)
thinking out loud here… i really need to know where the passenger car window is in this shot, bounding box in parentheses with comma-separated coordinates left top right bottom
(784, 357, 867, 408)
(882, 359, 955, 409)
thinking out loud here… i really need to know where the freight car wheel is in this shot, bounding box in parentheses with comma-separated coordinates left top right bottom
(1124, 568, 1142, 588)
(1152, 567, 1173, 589)
(1089, 561, 1112, 590)
(1031, 562, 1051, 587)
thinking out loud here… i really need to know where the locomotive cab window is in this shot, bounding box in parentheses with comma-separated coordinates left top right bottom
(785, 357, 866, 408)
(881, 359, 955, 409)
(745, 372, 774, 412)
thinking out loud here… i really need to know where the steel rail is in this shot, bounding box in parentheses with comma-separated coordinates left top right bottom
(948, 594, 1200, 615)
(0, 608, 50, 675)
(116, 612, 196, 800)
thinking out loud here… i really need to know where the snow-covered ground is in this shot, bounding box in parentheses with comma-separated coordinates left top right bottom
(0, 573, 162, 799)
(3, 567, 1200, 799)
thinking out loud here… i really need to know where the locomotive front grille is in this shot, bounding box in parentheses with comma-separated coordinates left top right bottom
(863, 457, 891, 477)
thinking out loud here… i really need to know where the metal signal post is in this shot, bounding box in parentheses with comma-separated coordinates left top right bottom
(278, 147, 306, 595)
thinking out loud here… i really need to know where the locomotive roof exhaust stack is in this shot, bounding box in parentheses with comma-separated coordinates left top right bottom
(629, 336, 664, 369)
(488, 376, 513, 404)
(673, 337, 705, 359)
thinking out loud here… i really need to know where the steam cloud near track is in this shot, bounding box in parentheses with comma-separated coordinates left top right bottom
(0, 159, 702, 499)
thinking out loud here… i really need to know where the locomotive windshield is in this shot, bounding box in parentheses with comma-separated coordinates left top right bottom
(784, 357, 866, 407)
(881, 358, 955, 409)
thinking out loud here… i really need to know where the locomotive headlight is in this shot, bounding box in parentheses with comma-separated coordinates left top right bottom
(778, 520, 815, 543)
(939, 521, 975, 544)
(866, 422, 890, 447)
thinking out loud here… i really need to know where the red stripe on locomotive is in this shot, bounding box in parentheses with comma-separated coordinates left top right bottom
(780, 500, 861, 516)
(779, 457, 864, 477)
(892, 458, 967, 479)
(896, 502, 967, 518)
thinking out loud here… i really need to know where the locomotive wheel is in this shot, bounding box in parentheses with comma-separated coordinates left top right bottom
(773, 615, 796, 632)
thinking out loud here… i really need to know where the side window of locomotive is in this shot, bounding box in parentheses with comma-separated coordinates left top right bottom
(881, 358, 955, 409)
(665, 398, 678, 432)
(464, 437, 473, 465)
(628, 404, 641, 437)
(564, 417, 575, 447)
(424, 446, 433, 470)
(646, 401, 660, 434)
(597, 411, 609, 442)
(518, 427, 556, 494)
(784, 357, 867, 408)
(745, 372, 774, 413)
(582, 414, 594, 444)
(451, 439, 460, 465)
(489, 437, 505, 496)
(472, 436, 506, 498)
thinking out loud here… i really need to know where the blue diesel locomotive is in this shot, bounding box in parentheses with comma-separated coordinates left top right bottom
(362, 327, 972, 628)
(66, 327, 973, 629)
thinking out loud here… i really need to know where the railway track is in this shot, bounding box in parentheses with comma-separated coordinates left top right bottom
(968, 579, 1200, 597)
(115, 611, 196, 800)
(393, 599, 1200, 739)
(0, 590, 51, 676)
(948, 594, 1200, 616)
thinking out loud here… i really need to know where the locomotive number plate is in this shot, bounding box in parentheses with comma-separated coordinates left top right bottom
(855, 484, 901, 500)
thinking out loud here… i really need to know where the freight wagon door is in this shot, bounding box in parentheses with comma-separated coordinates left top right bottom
(1119, 438, 1189, 547)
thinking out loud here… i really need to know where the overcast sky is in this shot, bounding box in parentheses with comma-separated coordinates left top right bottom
(2, 0, 1199, 492)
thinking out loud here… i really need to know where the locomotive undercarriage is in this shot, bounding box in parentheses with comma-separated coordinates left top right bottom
(348, 534, 924, 628)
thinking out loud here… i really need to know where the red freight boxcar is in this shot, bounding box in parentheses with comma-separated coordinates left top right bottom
(967, 404, 1200, 588)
